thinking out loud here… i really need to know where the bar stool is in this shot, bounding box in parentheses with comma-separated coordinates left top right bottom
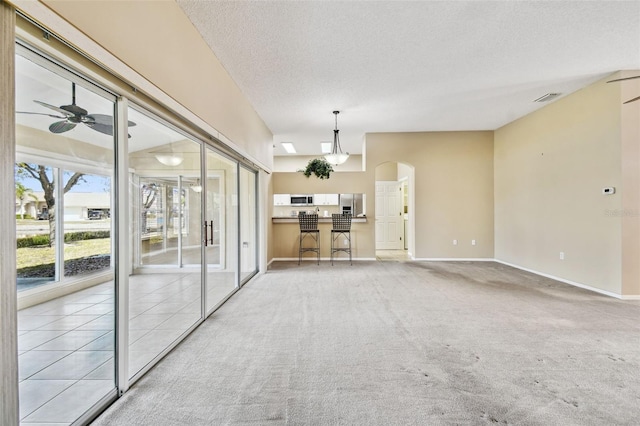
(330, 213, 352, 265)
(298, 213, 320, 265)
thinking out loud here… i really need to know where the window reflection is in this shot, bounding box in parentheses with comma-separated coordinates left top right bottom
(15, 52, 116, 425)
(205, 148, 238, 312)
(127, 107, 202, 378)
(240, 167, 258, 283)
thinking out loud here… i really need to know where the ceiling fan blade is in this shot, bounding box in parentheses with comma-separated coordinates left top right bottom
(49, 121, 76, 134)
(16, 111, 67, 119)
(85, 114, 113, 125)
(84, 121, 114, 136)
(623, 95, 640, 104)
(84, 122, 133, 138)
(606, 75, 640, 83)
(34, 100, 74, 117)
(86, 114, 136, 126)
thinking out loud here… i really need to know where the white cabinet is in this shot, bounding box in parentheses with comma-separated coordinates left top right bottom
(274, 194, 290, 206)
(326, 194, 339, 205)
(314, 194, 339, 205)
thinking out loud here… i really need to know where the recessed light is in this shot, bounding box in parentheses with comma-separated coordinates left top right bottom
(320, 142, 332, 154)
(281, 142, 296, 154)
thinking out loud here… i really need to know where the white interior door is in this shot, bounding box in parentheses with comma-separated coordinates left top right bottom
(375, 181, 403, 250)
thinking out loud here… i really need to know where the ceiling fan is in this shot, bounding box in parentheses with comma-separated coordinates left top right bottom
(606, 75, 640, 104)
(17, 82, 135, 136)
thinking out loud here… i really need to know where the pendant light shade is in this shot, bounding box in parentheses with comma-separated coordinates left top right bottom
(324, 111, 349, 165)
(155, 154, 183, 166)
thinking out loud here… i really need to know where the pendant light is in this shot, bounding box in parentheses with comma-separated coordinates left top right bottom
(324, 110, 349, 165)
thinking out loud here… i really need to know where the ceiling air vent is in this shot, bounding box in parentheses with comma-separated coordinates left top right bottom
(534, 93, 562, 102)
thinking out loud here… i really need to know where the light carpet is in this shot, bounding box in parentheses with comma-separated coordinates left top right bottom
(92, 261, 640, 425)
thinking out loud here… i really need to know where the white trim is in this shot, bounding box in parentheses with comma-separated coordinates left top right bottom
(273, 257, 377, 262)
(494, 259, 625, 299)
(621, 295, 640, 300)
(412, 258, 495, 262)
(115, 96, 130, 395)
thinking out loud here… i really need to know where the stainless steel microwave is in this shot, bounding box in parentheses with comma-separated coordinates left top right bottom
(290, 195, 313, 206)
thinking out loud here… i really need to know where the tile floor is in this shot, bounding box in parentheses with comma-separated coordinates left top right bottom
(17, 271, 237, 425)
(376, 249, 410, 261)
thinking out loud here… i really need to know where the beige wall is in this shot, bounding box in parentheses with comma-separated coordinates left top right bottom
(494, 74, 633, 295)
(620, 74, 640, 296)
(366, 132, 495, 259)
(274, 155, 363, 172)
(375, 162, 398, 181)
(266, 173, 274, 263)
(36, 0, 273, 169)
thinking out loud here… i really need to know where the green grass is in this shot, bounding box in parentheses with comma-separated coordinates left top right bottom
(17, 238, 111, 269)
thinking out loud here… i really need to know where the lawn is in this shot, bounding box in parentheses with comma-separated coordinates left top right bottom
(17, 238, 111, 270)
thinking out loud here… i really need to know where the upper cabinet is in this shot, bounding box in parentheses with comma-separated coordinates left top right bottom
(314, 194, 339, 205)
(274, 194, 290, 206)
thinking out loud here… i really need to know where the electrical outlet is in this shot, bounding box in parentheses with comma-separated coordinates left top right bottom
(453, 239, 458, 245)
(471, 239, 476, 246)
(560, 252, 565, 260)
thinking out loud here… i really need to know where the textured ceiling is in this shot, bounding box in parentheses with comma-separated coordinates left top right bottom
(177, 0, 640, 156)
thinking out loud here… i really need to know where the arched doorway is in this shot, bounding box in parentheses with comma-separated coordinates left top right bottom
(374, 161, 414, 261)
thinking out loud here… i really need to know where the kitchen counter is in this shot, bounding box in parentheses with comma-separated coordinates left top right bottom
(272, 216, 367, 223)
(271, 215, 372, 260)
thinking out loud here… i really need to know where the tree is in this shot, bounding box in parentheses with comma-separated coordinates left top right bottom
(141, 182, 159, 233)
(15, 182, 38, 220)
(16, 163, 84, 246)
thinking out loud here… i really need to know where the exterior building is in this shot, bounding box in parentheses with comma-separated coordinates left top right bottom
(16, 192, 111, 221)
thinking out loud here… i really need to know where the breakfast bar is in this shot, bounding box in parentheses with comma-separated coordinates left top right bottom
(271, 216, 368, 261)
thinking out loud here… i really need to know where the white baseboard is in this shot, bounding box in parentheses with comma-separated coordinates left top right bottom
(494, 259, 629, 299)
(412, 258, 495, 262)
(272, 257, 376, 262)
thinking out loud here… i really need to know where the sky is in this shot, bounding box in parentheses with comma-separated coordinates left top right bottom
(15, 166, 111, 194)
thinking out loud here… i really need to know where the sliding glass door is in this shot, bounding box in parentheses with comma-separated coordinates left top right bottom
(15, 48, 117, 424)
(240, 166, 258, 283)
(127, 107, 203, 379)
(12, 29, 260, 425)
(205, 147, 238, 313)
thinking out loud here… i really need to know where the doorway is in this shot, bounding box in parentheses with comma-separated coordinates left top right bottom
(374, 161, 413, 260)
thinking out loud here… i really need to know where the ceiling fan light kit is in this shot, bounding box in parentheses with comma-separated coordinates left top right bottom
(155, 154, 184, 166)
(324, 110, 349, 166)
